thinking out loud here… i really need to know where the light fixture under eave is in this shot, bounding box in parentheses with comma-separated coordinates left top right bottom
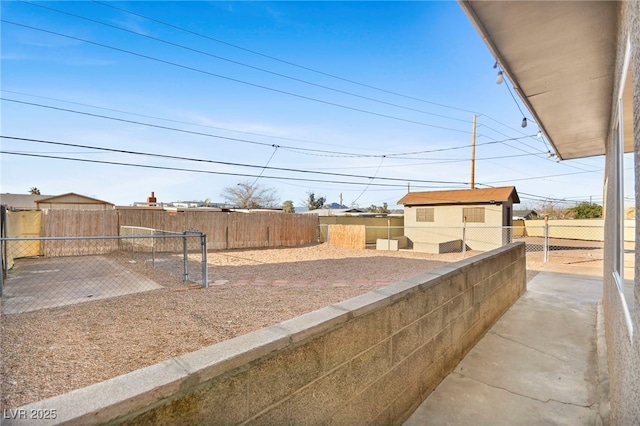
(547, 150, 552, 158)
(521, 117, 527, 128)
(496, 71, 504, 85)
(537, 130, 542, 138)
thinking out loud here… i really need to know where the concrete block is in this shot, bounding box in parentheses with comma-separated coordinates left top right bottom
(473, 279, 487, 304)
(388, 289, 431, 332)
(334, 291, 391, 318)
(437, 326, 453, 356)
(399, 271, 441, 289)
(391, 378, 422, 424)
(450, 310, 474, 343)
(405, 337, 438, 377)
(325, 309, 389, 370)
(374, 279, 424, 305)
(19, 358, 191, 426)
(247, 338, 324, 417)
(121, 370, 249, 425)
(350, 340, 392, 391)
(330, 379, 387, 425)
(444, 290, 472, 324)
(392, 319, 423, 365)
(175, 326, 290, 385)
(442, 345, 462, 377)
(376, 238, 398, 251)
(274, 305, 349, 345)
(424, 279, 452, 312)
(421, 306, 445, 343)
(369, 408, 392, 426)
(413, 240, 463, 254)
(420, 356, 445, 399)
(450, 269, 469, 294)
(289, 364, 352, 424)
(244, 400, 289, 426)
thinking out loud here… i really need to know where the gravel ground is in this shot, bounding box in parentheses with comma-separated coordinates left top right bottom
(1, 243, 459, 409)
(0, 242, 602, 409)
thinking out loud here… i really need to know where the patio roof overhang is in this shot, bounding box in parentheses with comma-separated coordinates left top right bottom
(459, 1, 626, 160)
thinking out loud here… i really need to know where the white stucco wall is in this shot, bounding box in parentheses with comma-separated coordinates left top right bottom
(404, 203, 512, 252)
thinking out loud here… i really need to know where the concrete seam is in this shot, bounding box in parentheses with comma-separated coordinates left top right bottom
(453, 372, 591, 408)
(487, 331, 569, 364)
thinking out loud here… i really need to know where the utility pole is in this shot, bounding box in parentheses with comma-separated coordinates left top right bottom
(339, 193, 343, 208)
(471, 114, 476, 190)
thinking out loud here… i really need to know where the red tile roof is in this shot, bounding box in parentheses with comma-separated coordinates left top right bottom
(398, 186, 519, 205)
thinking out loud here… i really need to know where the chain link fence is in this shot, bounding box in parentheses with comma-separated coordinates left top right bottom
(323, 222, 634, 268)
(1, 230, 207, 314)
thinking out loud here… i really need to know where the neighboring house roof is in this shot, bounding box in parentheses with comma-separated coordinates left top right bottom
(398, 186, 519, 206)
(301, 208, 366, 216)
(0, 193, 55, 209)
(513, 209, 538, 220)
(0, 192, 114, 209)
(36, 193, 114, 206)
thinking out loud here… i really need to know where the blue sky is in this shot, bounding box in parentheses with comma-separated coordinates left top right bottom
(1, 1, 623, 209)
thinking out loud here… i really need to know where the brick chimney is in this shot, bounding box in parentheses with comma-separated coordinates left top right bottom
(147, 191, 157, 206)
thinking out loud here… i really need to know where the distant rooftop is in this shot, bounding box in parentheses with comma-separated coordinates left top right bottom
(398, 186, 519, 206)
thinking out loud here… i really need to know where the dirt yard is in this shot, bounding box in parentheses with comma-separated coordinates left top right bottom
(1, 243, 468, 409)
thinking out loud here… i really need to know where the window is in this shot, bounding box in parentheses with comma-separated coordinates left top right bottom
(611, 35, 634, 340)
(416, 208, 434, 222)
(463, 207, 485, 223)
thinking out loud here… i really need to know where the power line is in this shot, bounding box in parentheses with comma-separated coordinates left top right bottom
(7, 90, 541, 159)
(1, 140, 601, 205)
(352, 156, 385, 205)
(2, 98, 548, 161)
(1, 20, 471, 134)
(250, 145, 279, 188)
(0, 150, 467, 188)
(0, 135, 470, 186)
(92, 0, 480, 116)
(19, 0, 472, 126)
(1, 89, 367, 151)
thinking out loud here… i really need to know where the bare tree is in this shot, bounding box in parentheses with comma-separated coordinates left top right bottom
(221, 181, 279, 209)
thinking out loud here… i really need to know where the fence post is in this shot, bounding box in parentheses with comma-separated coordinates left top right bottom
(0, 240, 4, 297)
(462, 219, 467, 258)
(201, 233, 208, 289)
(130, 227, 135, 262)
(543, 216, 549, 263)
(183, 231, 189, 282)
(387, 218, 391, 251)
(152, 230, 156, 268)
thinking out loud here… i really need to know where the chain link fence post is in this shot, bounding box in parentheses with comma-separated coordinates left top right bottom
(201, 233, 208, 289)
(182, 231, 189, 282)
(462, 220, 467, 258)
(543, 216, 549, 263)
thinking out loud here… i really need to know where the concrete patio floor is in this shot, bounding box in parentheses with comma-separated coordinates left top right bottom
(404, 264, 622, 425)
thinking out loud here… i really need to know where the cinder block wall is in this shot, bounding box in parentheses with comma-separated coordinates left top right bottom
(9, 243, 526, 426)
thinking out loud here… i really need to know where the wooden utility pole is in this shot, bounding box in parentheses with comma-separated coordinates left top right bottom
(471, 114, 477, 190)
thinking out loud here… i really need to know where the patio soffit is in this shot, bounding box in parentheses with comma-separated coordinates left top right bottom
(459, 0, 619, 160)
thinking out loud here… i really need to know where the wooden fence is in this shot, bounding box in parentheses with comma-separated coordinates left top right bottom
(5, 208, 319, 256)
(42, 209, 119, 257)
(327, 224, 366, 249)
(116, 209, 318, 250)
